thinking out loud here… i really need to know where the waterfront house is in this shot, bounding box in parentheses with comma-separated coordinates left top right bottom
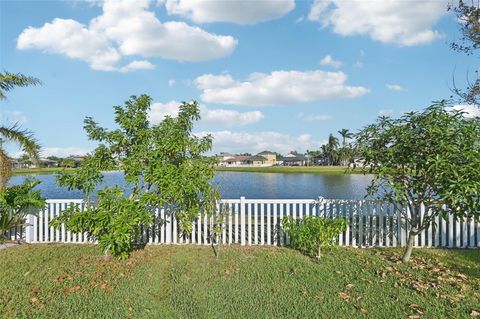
(257, 151, 277, 166)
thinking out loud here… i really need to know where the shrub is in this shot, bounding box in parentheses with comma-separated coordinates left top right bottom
(0, 179, 45, 243)
(283, 216, 346, 260)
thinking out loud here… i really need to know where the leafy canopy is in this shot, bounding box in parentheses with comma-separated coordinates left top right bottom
(356, 102, 480, 217)
(52, 95, 219, 258)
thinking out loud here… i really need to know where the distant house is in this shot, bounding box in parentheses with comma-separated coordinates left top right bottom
(282, 153, 308, 166)
(217, 152, 235, 162)
(10, 159, 25, 169)
(245, 155, 268, 166)
(222, 155, 251, 166)
(257, 151, 276, 166)
(40, 158, 58, 168)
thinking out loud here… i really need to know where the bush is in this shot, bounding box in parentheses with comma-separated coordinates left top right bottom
(283, 216, 346, 260)
(0, 179, 45, 243)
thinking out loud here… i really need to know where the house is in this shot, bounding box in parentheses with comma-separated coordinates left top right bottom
(256, 151, 277, 166)
(40, 158, 58, 168)
(282, 153, 308, 166)
(245, 155, 268, 166)
(222, 155, 251, 166)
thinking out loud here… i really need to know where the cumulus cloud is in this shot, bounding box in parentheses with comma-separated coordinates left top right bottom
(319, 54, 342, 68)
(308, 0, 447, 46)
(386, 84, 404, 92)
(194, 70, 368, 107)
(297, 112, 332, 121)
(195, 130, 326, 154)
(149, 101, 263, 127)
(17, 0, 237, 71)
(164, 0, 295, 24)
(168, 79, 176, 86)
(40, 147, 91, 158)
(448, 104, 480, 118)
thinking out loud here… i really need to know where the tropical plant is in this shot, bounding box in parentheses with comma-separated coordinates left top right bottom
(283, 215, 346, 260)
(0, 71, 41, 188)
(0, 178, 45, 243)
(355, 101, 480, 262)
(50, 95, 220, 259)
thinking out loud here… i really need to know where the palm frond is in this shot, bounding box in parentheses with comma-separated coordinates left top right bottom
(0, 124, 41, 160)
(0, 71, 41, 100)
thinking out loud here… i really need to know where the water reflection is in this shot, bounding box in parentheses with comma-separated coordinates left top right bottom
(10, 171, 372, 200)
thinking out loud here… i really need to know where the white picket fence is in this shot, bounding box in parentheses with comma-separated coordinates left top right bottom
(6, 198, 480, 248)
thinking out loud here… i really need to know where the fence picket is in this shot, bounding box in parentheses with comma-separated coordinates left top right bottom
(18, 198, 479, 250)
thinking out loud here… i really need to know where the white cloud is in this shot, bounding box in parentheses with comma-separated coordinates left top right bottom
(164, 0, 295, 25)
(0, 111, 28, 124)
(196, 130, 326, 154)
(448, 104, 480, 118)
(298, 112, 332, 121)
(194, 70, 369, 107)
(308, 0, 447, 46)
(17, 0, 237, 71)
(386, 84, 404, 92)
(149, 101, 263, 127)
(40, 147, 91, 158)
(378, 109, 394, 116)
(119, 60, 156, 73)
(319, 54, 342, 68)
(168, 79, 176, 86)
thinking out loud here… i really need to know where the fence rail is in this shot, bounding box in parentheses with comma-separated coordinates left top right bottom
(7, 197, 480, 248)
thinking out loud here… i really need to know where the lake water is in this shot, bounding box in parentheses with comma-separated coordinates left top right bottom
(10, 171, 373, 200)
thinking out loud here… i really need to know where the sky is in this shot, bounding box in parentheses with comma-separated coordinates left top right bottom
(0, 0, 478, 157)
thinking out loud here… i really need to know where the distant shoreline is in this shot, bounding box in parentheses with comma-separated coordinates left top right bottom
(215, 166, 365, 174)
(12, 166, 366, 176)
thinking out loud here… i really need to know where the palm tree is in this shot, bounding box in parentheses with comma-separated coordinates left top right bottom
(0, 71, 41, 188)
(338, 129, 353, 148)
(0, 71, 41, 100)
(338, 129, 353, 166)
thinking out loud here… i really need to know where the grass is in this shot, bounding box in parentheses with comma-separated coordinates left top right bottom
(0, 245, 478, 318)
(12, 168, 76, 175)
(216, 166, 364, 174)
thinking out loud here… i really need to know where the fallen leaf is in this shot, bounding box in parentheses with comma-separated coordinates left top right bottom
(360, 308, 368, 315)
(28, 289, 40, 296)
(53, 277, 64, 283)
(337, 292, 351, 301)
(345, 284, 354, 290)
(470, 310, 480, 317)
(31, 297, 39, 303)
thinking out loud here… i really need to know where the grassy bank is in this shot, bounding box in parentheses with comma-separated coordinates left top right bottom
(13, 166, 365, 176)
(0, 245, 478, 318)
(12, 168, 76, 175)
(216, 166, 364, 174)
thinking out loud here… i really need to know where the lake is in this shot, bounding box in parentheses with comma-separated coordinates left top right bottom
(10, 171, 373, 200)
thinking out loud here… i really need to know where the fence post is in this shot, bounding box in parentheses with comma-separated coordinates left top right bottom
(240, 196, 246, 246)
(25, 213, 35, 243)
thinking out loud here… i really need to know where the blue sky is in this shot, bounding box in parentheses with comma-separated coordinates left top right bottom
(1, 0, 477, 157)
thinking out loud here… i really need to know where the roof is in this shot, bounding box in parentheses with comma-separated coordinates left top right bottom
(248, 155, 268, 161)
(223, 155, 251, 162)
(257, 151, 275, 155)
(283, 155, 307, 162)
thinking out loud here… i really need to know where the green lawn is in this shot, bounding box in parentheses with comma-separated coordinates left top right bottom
(12, 168, 76, 175)
(0, 245, 478, 319)
(216, 166, 364, 174)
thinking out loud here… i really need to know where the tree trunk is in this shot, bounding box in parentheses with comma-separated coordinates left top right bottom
(401, 231, 416, 263)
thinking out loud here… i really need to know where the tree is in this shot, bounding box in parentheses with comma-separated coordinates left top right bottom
(51, 95, 220, 259)
(338, 129, 353, 148)
(338, 129, 353, 166)
(0, 72, 41, 189)
(0, 71, 41, 101)
(449, 1, 479, 105)
(355, 102, 480, 262)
